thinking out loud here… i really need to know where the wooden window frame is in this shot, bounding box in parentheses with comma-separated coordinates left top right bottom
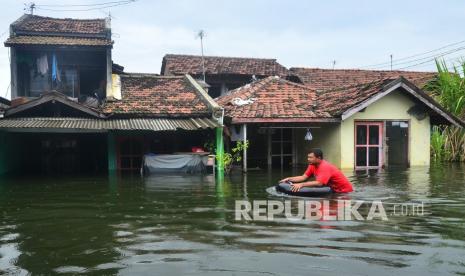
(354, 121, 384, 169)
(116, 136, 146, 172)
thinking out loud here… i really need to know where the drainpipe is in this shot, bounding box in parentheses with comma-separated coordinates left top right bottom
(186, 74, 224, 173)
(243, 124, 247, 173)
(216, 109, 225, 173)
(216, 127, 224, 172)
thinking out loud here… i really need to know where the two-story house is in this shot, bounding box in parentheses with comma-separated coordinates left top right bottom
(0, 15, 222, 175)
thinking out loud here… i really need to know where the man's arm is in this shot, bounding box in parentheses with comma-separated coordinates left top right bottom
(280, 174, 308, 183)
(290, 180, 323, 192)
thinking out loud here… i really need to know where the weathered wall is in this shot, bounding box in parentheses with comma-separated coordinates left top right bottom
(294, 124, 341, 167)
(340, 89, 431, 168)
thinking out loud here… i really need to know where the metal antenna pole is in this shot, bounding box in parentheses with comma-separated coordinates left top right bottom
(29, 2, 35, 15)
(197, 30, 206, 82)
(390, 54, 393, 70)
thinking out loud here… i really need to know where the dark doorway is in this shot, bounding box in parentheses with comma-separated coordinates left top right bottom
(10, 132, 107, 175)
(386, 121, 409, 167)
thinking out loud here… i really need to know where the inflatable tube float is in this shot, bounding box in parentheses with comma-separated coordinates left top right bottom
(276, 181, 333, 197)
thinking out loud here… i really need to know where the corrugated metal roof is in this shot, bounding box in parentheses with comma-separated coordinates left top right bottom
(0, 117, 220, 131)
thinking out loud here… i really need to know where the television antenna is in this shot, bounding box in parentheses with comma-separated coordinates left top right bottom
(196, 30, 206, 81)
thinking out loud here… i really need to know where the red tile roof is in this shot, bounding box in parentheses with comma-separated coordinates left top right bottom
(317, 79, 393, 116)
(217, 76, 464, 127)
(317, 77, 465, 127)
(216, 76, 332, 121)
(103, 75, 212, 117)
(5, 35, 112, 47)
(11, 14, 108, 36)
(161, 54, 289, 77)
(290, 68, 436, 91)
(5, 14, 111, 47)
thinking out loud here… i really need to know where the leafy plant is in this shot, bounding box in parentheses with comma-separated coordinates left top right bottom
(217, 140, 249, 173)
(431, 126, 447, 161)
(425, 59, 465, 162)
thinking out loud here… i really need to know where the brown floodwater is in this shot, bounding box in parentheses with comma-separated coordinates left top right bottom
(0, 164, 464, 275)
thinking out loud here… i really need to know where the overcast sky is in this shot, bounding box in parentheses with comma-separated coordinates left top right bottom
(1, 0, 465, 99)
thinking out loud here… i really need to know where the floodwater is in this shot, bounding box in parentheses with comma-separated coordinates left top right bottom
(0, 164, 465, 275)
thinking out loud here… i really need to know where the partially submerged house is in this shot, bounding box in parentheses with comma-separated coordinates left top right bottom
(161, 54, 289, 98)
(0, 15, 222, 175)
(217, 75, 464, 170)
(1, 14, 463, 175)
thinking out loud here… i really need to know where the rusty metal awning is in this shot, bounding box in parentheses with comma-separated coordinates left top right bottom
(0, 117, 220, 131)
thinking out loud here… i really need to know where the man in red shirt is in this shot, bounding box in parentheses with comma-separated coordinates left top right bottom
(280, 148, 353, 193)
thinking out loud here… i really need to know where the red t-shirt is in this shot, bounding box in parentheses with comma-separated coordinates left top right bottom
(304, 160, 353, 193)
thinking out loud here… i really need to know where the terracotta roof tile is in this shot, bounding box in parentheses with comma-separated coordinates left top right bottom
(5, 35, 112, 46)
(5, 14, 111, 47)
(215, 74, 463, 126)
(290, 68, 436, 91)
(317, 78, 393, 116)
(11, 14, 108, 36)
(216, 76, 331, 120)
(103, 75, 211, 117)
(161, 54, 289, 77)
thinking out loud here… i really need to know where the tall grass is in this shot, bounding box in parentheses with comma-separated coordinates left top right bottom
(431, 126, 447, 161)
(425, 59, 465, 162)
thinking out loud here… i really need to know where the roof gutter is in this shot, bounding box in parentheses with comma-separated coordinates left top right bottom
(185, 74, 224, 125)
(231, 117, 341, 124)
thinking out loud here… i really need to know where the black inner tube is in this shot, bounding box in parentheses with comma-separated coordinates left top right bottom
(276, 182, 332, 196)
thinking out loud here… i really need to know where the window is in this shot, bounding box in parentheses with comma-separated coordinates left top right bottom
(16, 50, 106, 98)
(54, 66, 79, 97)
(269, 128, 294, 168)
(29, 69, 51, 97)
(355, 122, 383, 168)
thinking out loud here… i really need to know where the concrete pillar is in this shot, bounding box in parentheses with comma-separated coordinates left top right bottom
(10, 48, 18, 98)
(105, 48, 113, 99)
(107, 132, 117, 173)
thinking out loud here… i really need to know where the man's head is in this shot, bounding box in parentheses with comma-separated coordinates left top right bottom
(307, 148, 323, 165)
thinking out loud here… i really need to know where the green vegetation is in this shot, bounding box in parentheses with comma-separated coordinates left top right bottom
(425, 59, 465, 162)
(218, 140, 249, 174)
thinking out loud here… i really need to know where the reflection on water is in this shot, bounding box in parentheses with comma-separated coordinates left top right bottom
(0, 164, 465, 275)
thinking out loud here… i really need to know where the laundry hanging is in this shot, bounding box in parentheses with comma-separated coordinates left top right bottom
(230, 125, 245, 141)
(36, 54, 48, 75)
(51, 53, 60, 82)
(304, 128, 313, 141)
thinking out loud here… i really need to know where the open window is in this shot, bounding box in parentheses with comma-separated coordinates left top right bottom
(16, 50, 107, 101)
